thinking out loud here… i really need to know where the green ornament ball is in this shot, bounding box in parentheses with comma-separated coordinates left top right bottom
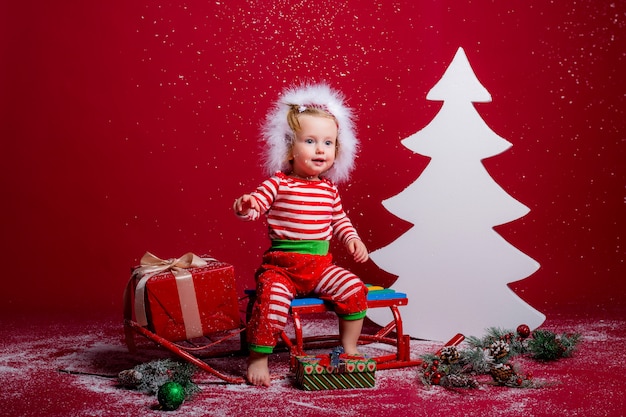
(157, 381, 185, 411)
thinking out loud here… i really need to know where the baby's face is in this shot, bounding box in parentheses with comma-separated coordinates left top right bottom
(289, 114, 338, 180)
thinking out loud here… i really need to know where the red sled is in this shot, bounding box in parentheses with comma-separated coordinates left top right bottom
(123, 252, 465, 384)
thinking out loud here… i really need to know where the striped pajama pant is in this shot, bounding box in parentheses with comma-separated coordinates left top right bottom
(246, 251, 368, 352)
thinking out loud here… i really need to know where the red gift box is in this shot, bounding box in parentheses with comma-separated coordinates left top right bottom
(130, 252, 240, 342)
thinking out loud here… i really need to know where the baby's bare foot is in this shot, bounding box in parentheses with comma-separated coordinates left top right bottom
(247, 352, 271, 387)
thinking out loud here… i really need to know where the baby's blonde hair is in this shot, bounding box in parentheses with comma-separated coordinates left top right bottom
(286, 104, 338, 134)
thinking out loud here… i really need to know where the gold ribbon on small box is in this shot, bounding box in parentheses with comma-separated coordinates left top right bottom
(132, 252, 215, 340)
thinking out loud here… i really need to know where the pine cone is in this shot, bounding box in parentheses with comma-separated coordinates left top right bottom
(490, 363, 515, 384)
(118, 369, 143, 387)
(489, 340, 510, 359)
(439, 346, 460, 364)
(442, 373, 479, 389)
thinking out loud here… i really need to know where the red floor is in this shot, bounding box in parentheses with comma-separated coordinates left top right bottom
(1, 307, 624, 417)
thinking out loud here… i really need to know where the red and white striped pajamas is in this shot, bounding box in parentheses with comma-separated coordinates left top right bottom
(238, 172, 368, 353)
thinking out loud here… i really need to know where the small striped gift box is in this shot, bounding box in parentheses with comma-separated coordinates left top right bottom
(295, 355, 376, 390)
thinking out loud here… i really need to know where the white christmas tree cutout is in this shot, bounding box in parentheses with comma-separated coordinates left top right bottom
(368, 47, 545, 341)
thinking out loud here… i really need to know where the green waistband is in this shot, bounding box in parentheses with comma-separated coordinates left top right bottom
(270, 240, 330, 255)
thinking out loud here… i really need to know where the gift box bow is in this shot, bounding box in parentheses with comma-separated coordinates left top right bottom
(132, 252, 216, 334)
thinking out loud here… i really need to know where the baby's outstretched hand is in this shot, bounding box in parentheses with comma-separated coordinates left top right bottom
(233, 194, 259, 216)
(347, 239, 369, 263)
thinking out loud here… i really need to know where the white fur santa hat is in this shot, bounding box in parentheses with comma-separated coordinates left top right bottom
(260, 83, 359, 184)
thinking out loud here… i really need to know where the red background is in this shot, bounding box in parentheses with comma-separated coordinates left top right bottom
(1, 1, 624, 316)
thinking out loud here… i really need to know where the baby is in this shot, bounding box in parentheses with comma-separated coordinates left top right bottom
(233, 84, 368, 386)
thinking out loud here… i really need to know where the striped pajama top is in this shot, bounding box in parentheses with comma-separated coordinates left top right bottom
(238, 172, 360, 246)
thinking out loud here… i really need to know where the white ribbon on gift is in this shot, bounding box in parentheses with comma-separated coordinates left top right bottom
(133, 251, 216, 340)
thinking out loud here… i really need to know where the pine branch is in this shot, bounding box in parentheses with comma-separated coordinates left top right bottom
(121, 359, 200, 398)
(527, 330, 582, 360)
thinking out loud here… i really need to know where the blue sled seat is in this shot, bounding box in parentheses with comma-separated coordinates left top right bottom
(290, 285, 407, 308)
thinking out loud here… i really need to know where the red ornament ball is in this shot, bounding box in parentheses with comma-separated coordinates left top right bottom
(516, 324, 531, 339)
